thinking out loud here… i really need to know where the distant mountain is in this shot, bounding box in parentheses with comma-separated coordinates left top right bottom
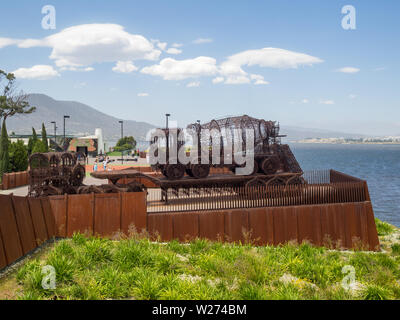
(6, 94, 155, 143)
(5, 94, 364, 145)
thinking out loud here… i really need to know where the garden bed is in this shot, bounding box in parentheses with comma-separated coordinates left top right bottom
(0, 218, 399, 300)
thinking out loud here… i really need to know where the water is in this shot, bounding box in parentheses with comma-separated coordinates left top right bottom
(290, 143, 400, 227)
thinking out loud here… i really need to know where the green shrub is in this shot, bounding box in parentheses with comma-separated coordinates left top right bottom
(8, 139, 28, 172)
(375, 219, 394, 236)
(32, 140, 47, 154)
(362, 284, 392, 300)
(391, 243, 400, 255)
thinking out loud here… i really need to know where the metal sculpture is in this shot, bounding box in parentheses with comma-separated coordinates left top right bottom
(151, 115, 302, 180)
(28, 151, 86, 197)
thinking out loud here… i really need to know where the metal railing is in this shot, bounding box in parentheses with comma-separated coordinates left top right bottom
(146, 170, 369, 213)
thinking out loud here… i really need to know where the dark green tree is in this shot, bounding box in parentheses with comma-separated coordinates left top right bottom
(0, 119, 9, 179)
(32, 140, 47, 154)
(27, 137, 33, 155)
(8, 139, 28, 172)
(0, 70, 36, 131)
(28, 127, 38, 155)
(32, 127, 38, 143)
(41, 123, 48, 152)
(114, 136, 136, 152)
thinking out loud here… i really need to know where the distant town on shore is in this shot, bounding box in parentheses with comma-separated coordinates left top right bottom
(295, 137, 400, 144)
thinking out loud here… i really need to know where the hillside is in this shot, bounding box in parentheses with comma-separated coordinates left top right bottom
(6, 94, 155, 142)
(5, 94, 365, 144)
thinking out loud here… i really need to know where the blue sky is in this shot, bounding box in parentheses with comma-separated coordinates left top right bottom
(0, 0, 399, 135)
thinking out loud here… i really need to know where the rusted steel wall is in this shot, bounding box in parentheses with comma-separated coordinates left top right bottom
(1, 171, 29, 190)
(0, 194, 56, 270)
(48, 192, 147, 238)
(147, 201, 380, 251)
(0, 192, 381, 272)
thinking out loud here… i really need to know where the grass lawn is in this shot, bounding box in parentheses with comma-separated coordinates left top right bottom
(106, 151, 122, 156)
(1, 219, 400, 300)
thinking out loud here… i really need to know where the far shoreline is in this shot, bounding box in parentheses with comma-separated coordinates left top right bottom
(290, 141, 400, 145)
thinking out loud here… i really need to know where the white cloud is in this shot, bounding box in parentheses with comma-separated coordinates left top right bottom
(212, 77, 224, 84)
(0, 37, 20, 48)
(221, 47, 323, 71)
(156, 42, 167, 51)
(141, 56, 218, 80)
(225, 75, 250, 84)
(186, 81, 200, 87)
(137, 92, 149, 97)
(8, 24, 161, 68)
(192, 38, 213, 44)
(112, 61, 138, 73)
(250, 74, 269, 85)
(12, 65, 59, 80)
(301, 99, 309, 103)
(218, 47, 322, 84)
(172, 43, 183, 48)
(337, 67, 360, 74)
(166, 47, 182, 55)
(60, 66, 94, 72)
(320, 100, 335, 105)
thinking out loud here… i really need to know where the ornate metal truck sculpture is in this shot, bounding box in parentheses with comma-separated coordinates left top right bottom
(151, 115, 302, 181)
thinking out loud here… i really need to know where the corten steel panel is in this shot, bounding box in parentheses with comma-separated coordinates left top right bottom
(147, 213, 173, 241)
(248, 208, 274, 245)
(0, 231, 7, 269)
(272, 207, 286, 245)
(48, 195, 67, 237)
(133, 192, 147, 231)
(67, 194, 94, 237)
(224, 210, 249, 243)
(332, 204, 346, 248)
(365, 202, 380, 251)
(121, 192, 141, 235)
(12, 196, 36, 254)
(94, 193, 121, 237)
(2, 174, 9, 190)
(23, 171, 28, 186)
(0, 195, 23, 265)
(28, 198, 48, 245)
(322, 204, 341, 248)
(343, 203, 362, 249)
(272, 207, 299, 245)
(173, 212, 199, 241)
(320, 205, 336, 247)
(15, 172, 23, 187)
(356, 202, 370, 248)
(310, 206, 322, 246)
(198, 211, 225, 241)
(285, 207, 298, 243)
(41, 198, 56, 238)
(8, 173, 15, 189)
(297, 206, 315, 245)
